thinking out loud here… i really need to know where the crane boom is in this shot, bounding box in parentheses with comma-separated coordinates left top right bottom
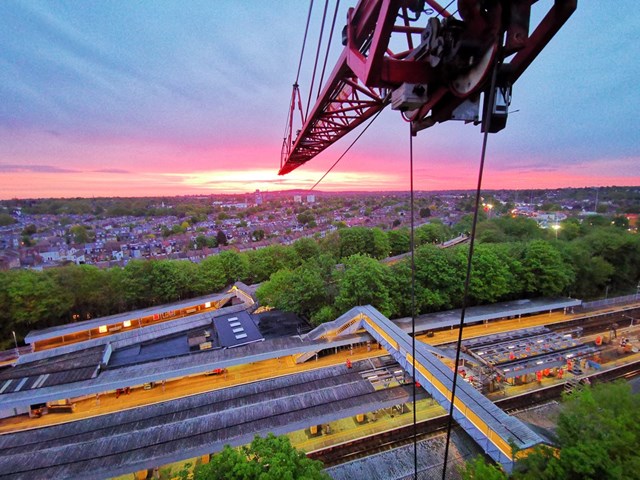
(280, 0, 577, 175)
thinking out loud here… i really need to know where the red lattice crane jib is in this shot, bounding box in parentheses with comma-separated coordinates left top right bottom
(280, 0, 577, 175)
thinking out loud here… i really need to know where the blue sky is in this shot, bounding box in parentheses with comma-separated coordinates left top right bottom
(0, 1, 638, 198)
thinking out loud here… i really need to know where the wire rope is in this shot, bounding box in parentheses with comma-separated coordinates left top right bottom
(436, 0, 456, 18)
(282, 0, 315, 143)
(317, 0, 341, 99)
(441, 64, 500, 480)
(409, 125, 418, 479)
(305, 0, 330, 121)
(295, 0, 315, 84)
(308, 103, 387, 192)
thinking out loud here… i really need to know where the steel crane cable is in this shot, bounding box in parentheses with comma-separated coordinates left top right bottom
(308, 96, 389, 192)
(295, 0, 315, 84)
(436, 0, 456, 18)
(409, 123, 418, 479)
(441, 63, 500, 480)
(317, 0, 341, 99)
(282, 0, 315, 143)
(305, 0, 331, 121)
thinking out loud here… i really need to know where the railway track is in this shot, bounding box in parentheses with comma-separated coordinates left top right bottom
(308, 359, 640, 467)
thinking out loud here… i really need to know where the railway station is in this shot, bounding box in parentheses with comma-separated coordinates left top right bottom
(0, 285, 638, 479)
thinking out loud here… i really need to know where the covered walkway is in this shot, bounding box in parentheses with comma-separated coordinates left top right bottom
(306, 306, 544, 471)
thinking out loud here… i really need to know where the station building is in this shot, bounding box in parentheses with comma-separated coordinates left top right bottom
(0, 292, 605, 478)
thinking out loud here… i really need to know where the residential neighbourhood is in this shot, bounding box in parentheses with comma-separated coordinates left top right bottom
(0, 187, 637, 271)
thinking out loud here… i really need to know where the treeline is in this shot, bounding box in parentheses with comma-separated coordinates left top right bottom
(3, 197, 216, 218)
(1, 217, 638, 348)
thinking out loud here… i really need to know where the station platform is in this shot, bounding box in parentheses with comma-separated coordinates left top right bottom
(0, 299, 638, 478)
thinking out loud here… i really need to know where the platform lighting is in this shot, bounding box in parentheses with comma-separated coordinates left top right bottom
(536, 361, 544, 365)
(205, 302, 211, 308)
(566, 353, 574, 358)
(123, 320, 131, 328)
(98, 325, 107, 333)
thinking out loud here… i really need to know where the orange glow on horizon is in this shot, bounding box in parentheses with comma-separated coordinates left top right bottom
(2, 164, 638, 200)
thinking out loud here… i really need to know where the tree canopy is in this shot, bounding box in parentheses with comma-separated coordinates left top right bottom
(185, 434, 330, 480)
(462, 381, 640, 480)
(1, 210, 638, 348)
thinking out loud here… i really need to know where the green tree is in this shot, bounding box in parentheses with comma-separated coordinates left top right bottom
(22, 223, 37, 235)
(419, 207, 431, 218)
(521, 241, 573, 296)
(559, 242, 614, 299)
(415, 222, 448, 246)
(217, 230, 228, 246)
(47, 265, 110, 320)
(389, 260, 426, 317)
(121, 260, 156, 307)
(188, 434, 330, 480)
(338, 227, 390, 260)
(293, 237, 321, 261)
(256, 263, 328, 318)
(216, 250, 249, 285)
(2, 269, 74, 330)
(251, 229, 265, 241)
(492, 216, 542, 241)
(387, 228, 410, 256)
(412, 245, 462, 311)
(310, 305, 337, 326)
(194, 235, 209, 250)
(197, 256, 229, 293)
(335, 254, 393, 316)
(514, 381, 640, 480)
(459, 455, 508, 480)
(246, 245, 298, 283)
(297, 210, 315, 226)
(370, 227, 391, 259)
(464, 244, 512, 303)
(476, 221, 508, 243)
(559, 218, 581, 241)
(338, 227, 370, 259)
(0, 213, 16, 226)
(69, 225, 92, 244)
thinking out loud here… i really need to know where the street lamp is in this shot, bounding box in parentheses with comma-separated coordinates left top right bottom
(552, 223, 560, 240)
(482, 203, 494, 218)
(12, 331, 18, 356)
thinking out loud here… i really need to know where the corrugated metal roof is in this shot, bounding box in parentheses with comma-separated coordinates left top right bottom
(393, 297, 582, 333)
(24, 292, 235, 344)
(0, 346, 104, 395)
(0, 363, 420, 480)
(16, 304, 247, 366)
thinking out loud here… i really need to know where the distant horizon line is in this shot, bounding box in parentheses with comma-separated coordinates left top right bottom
(2, 185, 639, 202)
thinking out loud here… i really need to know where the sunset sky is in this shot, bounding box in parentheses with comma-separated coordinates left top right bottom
(1, 1, 638, 199)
